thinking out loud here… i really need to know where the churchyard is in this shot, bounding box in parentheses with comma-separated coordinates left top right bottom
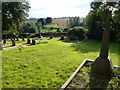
(1, 37, 119, 88)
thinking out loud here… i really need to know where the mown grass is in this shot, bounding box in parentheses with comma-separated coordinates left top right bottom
(2, 38, 119, 88)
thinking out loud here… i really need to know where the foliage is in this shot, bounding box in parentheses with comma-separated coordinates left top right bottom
(67, 17, 80, 28)
(85, 0, 120, 41)
(22, 23, 37, 33)
(46, 17, 52, 24)
(63, 28, 68, 32)
(68, 27, 88, 40)
(37, 18, 45, 26)
(2, 1, 30, 34)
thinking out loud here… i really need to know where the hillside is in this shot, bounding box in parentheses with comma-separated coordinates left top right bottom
(25, 18, 83, 28)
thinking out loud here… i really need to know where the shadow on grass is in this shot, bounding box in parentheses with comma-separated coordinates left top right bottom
(58, 38, 79, 43)
(60, 39, 118, 54)
(70, 40, 100, 53)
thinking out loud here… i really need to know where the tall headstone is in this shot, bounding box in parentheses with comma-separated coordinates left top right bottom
(92, 10, 113, 77)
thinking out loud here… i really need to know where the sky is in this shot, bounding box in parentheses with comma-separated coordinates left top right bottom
(28, 0, 93, 18)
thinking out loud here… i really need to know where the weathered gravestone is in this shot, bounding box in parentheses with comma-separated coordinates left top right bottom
(3, 38, 6, 44)
(91, 10, 114, 78)
(26, 38, 31, 44)
(60, 35, 64, 40)
(11, 40, 16, 46)
(84, 35, 88, 41)
(31, 39, 36, 45)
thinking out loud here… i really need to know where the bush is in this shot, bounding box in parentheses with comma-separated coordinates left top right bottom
(68, 27, 88, 40)
(60, 35, 64, 40)
(63, 28, 68, 32)
(22, 23, 37, 33)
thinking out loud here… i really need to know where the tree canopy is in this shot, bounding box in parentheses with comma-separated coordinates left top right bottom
(85, 0, 120, 41)
(2, 1, 30, 34)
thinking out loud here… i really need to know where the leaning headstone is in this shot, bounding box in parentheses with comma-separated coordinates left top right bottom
(31, 39, 36, 45)
(3, 39, 6, 44)
(26, 38, 31, 44)
(11, 40, 16, 46)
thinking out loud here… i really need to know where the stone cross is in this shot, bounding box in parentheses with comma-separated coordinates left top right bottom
(92, 10, 114, 77)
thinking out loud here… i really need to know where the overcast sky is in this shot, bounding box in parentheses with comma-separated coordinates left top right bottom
(28, 0, 93, 18)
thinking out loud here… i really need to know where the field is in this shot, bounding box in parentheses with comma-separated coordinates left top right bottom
(2, 38, 119, 88)
(25, 18, 68, 28)
(25, 18, 83, 28)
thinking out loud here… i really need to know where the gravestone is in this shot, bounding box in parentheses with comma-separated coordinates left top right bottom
(11, 40, 16, 46)
(60, 35, 64, 40)
(84, 36, 88, 41)
(3, 39, 6, 44)
(26, 38, 31, 44)
(92, 10, 113, 78)
(31, 39, 36, 45)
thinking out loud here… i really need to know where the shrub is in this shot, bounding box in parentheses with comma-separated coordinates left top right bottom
(22, 23, 37, 33)
(63, 28, 68, 32)
(68, 27, 88, 40)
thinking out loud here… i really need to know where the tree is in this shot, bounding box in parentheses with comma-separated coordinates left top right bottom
(37, 18, 45, 26)
(68, 27, 88, 40)
(2, 1, 30, 35)
(36, 19, 42, 38)
(22, 23, 37, 33)
(45, 17, 52, 24)
(67, 17, 81, 28)
(85, 0, 120, 41)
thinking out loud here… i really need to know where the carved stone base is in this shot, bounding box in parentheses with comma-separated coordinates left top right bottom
(91, 57, 112, 78)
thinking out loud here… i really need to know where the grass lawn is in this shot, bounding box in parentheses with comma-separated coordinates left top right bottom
(1, 38, 119, 88)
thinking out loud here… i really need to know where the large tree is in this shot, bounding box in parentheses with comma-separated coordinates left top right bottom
(85, 0, 120, 41)
(2, 1, 30, 35)
(67, 17, 81, 28)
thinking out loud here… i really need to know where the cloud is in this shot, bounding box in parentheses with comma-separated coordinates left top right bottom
(28, 0, 93, 18)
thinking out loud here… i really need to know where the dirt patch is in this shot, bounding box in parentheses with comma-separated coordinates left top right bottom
(3, 44, 28, 51)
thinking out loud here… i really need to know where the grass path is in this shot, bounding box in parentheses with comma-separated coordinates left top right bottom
(2, 38, 118, 88)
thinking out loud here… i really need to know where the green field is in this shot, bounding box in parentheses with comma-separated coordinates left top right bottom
(44, 23, 59, 28)
(2, 38, 119, 88)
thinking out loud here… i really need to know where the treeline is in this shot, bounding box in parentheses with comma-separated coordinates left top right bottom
(66, 1, 120, 42)
(67, 17, 85, 28)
